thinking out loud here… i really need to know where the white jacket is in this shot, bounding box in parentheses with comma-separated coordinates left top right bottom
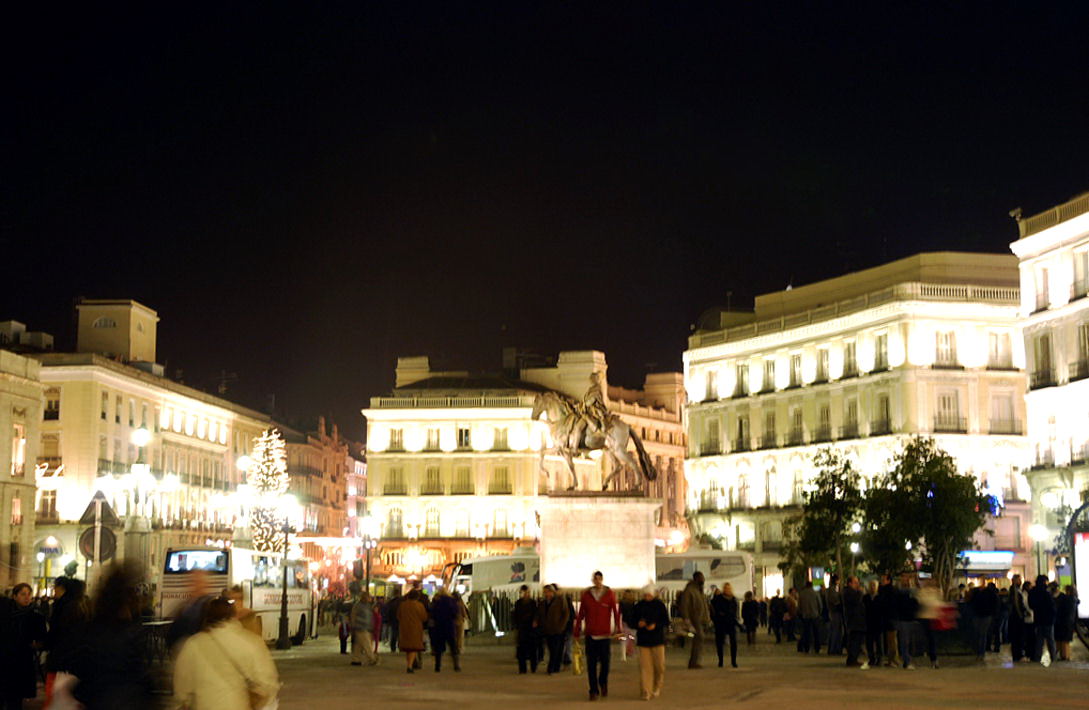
(173, 619, 280, 710)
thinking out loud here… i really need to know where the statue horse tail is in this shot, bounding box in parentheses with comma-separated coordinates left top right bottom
(629, 429, 657, 481)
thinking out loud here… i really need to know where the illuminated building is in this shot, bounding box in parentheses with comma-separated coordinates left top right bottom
(30, 300, 273, 575)
(1009, 191, 1089, 576)
(362, 351, 687, 581)
(0, 350, 44, 588)
(684, 253, 1033, 593)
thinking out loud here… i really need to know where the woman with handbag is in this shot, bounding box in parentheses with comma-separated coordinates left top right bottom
(173, 597, 280, 710)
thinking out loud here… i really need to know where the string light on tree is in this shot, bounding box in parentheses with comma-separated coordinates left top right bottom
(248, 428, 289, 552)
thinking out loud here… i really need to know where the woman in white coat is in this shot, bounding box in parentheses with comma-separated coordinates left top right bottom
(173, 597, 280, 710)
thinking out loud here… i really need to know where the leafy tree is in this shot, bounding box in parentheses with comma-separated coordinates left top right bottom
(859, 483, 915, 576)
(788, 448, 864, 576)
(875, 437, 989, 597)
(247, 428, 289, 552)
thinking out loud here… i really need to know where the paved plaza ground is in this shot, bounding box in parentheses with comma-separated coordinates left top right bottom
(270, 634, 1089, 709)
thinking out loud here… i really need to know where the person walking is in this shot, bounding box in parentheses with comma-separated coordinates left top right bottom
(1007, 574, 1028, 662)
(1022, 579, 1038, 661)
(453, 591, 470, 657)
(536, 584, 570, 675)
(173, 597, 280, 710)
(44, 576, 89, 706)
(968, 580, 998, 662)
(741, 591, 759, 647)
(383, 589, 402, 653)
(397, 589, 429, 673)
(429, 588, 460, 672)
(513, 585, 539, 673)
(797, 581, 822, 654)
(892, 572, 920, 670)
(1028, 574, 1057, 665)
(768, 590, 786, 644)
(863, 579, 883, 668)
(784, 588, 799, 642)
(992, 586, 1009, 653)
(0, 583, 47, 710)
(710, 584, 740, 668)
(825, 574, 844, 656)
(632, 585, 669, 701)
(678, 571, 710, 669)
(574, 571, 621, 701)
(350, 592, 378, 666)
(842, 576, 867, 668)
(1055, 585, 1077, 661)
(876, 574, 900, 667)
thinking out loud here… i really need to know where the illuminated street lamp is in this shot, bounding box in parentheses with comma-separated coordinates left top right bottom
(1030, 523, 1050, 577)
(360, 515, 381, 591)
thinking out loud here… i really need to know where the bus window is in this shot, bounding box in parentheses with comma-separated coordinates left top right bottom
(164, 549, 228, 574)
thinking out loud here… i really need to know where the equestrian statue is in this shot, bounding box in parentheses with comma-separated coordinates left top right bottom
(531, 372, 658, 491)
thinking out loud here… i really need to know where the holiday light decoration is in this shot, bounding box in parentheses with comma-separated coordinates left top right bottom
(248, 428, 289, 552)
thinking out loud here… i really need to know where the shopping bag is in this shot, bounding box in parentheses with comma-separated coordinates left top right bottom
(572, 639, 585, 676)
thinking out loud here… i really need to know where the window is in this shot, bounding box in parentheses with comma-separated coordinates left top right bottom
(38, 489, 57, 518)
(988, 332, 1013, 369)
(789, 355, 802, 387)
(1075, 251, 1089, 299)
(387, 508, 403, 537)
(456, 427, 471, 449)
(44, 388, 60, 420)
(874, 394, 891, 434)
(762, 411, 776, 448)
(1032, 333, 1054, 389)
(101, 392, 109, 420)
(734, 363, 749, 396)
(935, 391, 962, 431)
(99, 436, 108, 460)
(874, 333, 889, 370)
(92, 317, 117, 328)
(425, 428, 440, 451)
(10, 421, 26, 477)
(935, 331, 958, 367)
(489, 466, 511, 494)
(816, 403, 831, 441)
(493, 509, 509, 537)
(453, 466, 472, 494)
(10, 496, 21, 526)
(842, 399, 859, 438)
(423, 466, 442, 494)
(425, 508, 440, 536)
(763, 360, 776, 392)
(128, 399, 135, 427)
(389, 428, 404, 451)
(384, 467, 405, 494)
(735, 415, 750, 450)
(703, 418, 720, 454)
(816, 350, 829, 382)
(706, 370, 718, 400)
(788, 407, 804, 445)
(115, 395, 122, 424)
(990, 393, 1017, 434)
(843, 342, 858, 377)
(1035, 267, 1049, 311)
(494, 427, 508, 450)
(454, 511, 470, 537)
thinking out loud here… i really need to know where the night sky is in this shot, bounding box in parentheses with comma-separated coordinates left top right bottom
(6, 4, 1088, 440)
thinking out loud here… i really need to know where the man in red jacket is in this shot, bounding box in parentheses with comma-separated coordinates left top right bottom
(574, 570, 621, 701)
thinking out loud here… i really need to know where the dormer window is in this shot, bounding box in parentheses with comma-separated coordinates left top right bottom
(93, 317, 117, 328)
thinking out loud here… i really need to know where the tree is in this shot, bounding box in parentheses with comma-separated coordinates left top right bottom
(787, 448, 864, 576)
(876, 437, 990, 598)
(860, 483, 915, 576)
(248, 428, 289, 553)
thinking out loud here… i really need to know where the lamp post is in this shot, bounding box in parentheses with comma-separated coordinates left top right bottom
(360, 515, 381, 592)
(1029, 523, 1050, 578)
(275, 493, 298, 650)
(122, 428, 154, 570)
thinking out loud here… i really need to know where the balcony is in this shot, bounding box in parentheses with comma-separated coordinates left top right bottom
(872, 355, 890, 373)
(988, 419, 1023, 436)
(812, 372, 828, 385)
(933, 414, 967, 433)
(43, 409, 59, 421)
(1073, 279, 1089, 302)
(38, 456, 65, 471)
(841, 365, 859, 379)
(699, 442, 721, 457)
(731, 384, 749, 399)
(838, 422, 859, 440)
(986, 358, 1017, 371)
(1032, 448, 1055, 470)
(1070, 442, 1089, 465)
(487, 485, 512, 495)
(1030, 369, 1057, 390)
(757, 435, 777, 450)
(870, 419, 892, 436)
(420, 484, 445, 495)
(1069, 360, 1089, 383)
(811, 425, 832, 443)
(785, 429, 805, 447)
(932, 358, 963, 370)
(732, 438, 751, 453)
(382, 485, 407, 495)
(450, 484, 474, 495)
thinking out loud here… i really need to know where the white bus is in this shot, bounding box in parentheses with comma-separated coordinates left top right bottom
(159, 546, 315, 644)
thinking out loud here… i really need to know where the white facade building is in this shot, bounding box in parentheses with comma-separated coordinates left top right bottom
(684, 253, 1034, 594)
(1009, 191, 1089, 577)
(363, 351, 687, 581)
(0, 350, 44, 588)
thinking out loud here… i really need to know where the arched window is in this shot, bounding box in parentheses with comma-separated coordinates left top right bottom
(92, 317, 117, 328)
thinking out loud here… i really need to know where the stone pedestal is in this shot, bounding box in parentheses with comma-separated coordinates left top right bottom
(537, 493, 659, 590)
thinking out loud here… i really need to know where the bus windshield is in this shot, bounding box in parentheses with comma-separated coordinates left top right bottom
(164, 549, 228, 575)
(253, 555, 309, 589)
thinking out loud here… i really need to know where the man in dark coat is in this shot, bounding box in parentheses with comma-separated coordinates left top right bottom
(768, 590, 787, 643)
(968, 580, 999, 661)
(842, 576, 867, 668)
(535, 584, 570, 674)
(1027, 574, 1057, 664)
(512, 585, 539, 673)
(710, 584, 741, 668)
(429, 589, 460, 672)
(1, 584, 48, 708)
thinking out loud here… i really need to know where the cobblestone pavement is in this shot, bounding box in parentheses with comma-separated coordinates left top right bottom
(272, 634, 1089, 709)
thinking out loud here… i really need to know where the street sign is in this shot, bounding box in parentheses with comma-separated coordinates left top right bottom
(79, 526, 117, 561)
(78, 491, 121, 527)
